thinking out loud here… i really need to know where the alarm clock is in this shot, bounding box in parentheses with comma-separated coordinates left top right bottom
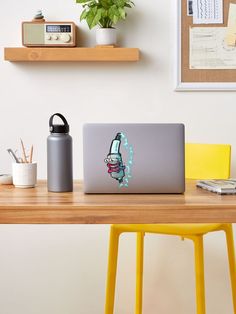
(22, 21, 77, 47)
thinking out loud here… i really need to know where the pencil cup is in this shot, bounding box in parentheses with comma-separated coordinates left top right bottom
(12, 162, 37, 188)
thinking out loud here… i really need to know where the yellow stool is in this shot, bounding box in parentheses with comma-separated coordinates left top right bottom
(105, 143, 236, 314)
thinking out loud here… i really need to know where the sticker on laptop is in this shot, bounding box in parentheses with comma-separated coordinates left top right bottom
(104, 132, 133, 188)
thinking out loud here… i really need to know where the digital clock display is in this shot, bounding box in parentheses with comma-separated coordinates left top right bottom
(46, 25, 71, 33)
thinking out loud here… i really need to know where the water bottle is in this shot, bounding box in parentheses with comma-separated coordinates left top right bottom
(47, 113, 73, 192)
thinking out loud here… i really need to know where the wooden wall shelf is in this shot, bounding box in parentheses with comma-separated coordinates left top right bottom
(4, 47, 139, 62)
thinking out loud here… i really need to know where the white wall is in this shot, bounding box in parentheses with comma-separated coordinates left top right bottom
(0, 0, 235, 313)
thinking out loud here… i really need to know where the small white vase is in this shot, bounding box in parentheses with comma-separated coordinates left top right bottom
(96, 28, 117, 46)
(12, 162, 37, 188)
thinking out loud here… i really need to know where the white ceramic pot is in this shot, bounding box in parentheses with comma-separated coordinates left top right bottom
(96, 28, 117, 46)
(12, 162, 37, 188)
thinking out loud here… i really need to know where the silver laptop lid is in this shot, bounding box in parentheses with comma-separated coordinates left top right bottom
(83, 123, 185, 193)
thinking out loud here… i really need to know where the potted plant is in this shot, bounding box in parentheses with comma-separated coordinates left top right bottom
(76, 0, 135, 46)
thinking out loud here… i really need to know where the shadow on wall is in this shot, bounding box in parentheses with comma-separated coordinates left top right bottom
(76, 26, 89, 47)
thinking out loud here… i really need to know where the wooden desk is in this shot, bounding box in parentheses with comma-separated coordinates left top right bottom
(0, 180, 236, 224)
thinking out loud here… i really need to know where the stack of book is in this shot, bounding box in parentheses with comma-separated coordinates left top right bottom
(196, 180, 236, 195)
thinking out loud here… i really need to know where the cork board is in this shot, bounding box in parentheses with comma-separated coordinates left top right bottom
(181, 0, 236, 83)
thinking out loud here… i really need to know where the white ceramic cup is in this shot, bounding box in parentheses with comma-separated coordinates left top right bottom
(96, 28, 117, 45)
(12, 162, 37, 188)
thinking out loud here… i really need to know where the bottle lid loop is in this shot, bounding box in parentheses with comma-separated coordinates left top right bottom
(49, 113, 69, 133)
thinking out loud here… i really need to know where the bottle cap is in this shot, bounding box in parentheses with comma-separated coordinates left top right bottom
(49, 113, 70, 134)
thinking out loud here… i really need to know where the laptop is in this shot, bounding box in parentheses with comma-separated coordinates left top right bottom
(83, 123, 185, 193)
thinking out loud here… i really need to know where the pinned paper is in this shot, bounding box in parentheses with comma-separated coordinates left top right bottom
(226, 3, 236, 46)
(193, 0, 223, 24)
(190, 27, 236, 69)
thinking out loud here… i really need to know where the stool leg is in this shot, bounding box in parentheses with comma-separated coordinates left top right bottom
(135, 232, 145, 314)
(193, 235, 206, 314)
(224, 224, 236, 313)
(105, 226, 121, 314)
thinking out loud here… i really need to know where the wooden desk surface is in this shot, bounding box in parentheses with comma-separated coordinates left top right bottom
(0, 180, 236, 224)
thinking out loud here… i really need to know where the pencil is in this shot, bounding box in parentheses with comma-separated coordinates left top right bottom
(20, 139, 27, 163)
(29, 145, 33, 163)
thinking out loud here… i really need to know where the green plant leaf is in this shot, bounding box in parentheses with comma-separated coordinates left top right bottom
(118, 7, 126, 19)
(92, 8, 103, 28)
(128, 0, 135, 6)
(108, 5, 122, 25)
(76, 0, 93, 3)
(112, 14, 119, 24)
(100, 0, 110, 8)
(80, 8, 88, 21)
(76, 0, 134, 27)
(101, 8, 108, 17)
(113, 0, 125, 7)
(86, 8, 96, 28)
(86, 7, 103, 29)
(108, 5, 120, 17)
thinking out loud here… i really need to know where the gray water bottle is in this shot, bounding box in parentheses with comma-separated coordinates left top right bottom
(47, 113, 73, 192)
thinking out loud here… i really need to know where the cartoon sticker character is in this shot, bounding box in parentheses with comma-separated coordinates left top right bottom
(104, 133, 126, 183)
